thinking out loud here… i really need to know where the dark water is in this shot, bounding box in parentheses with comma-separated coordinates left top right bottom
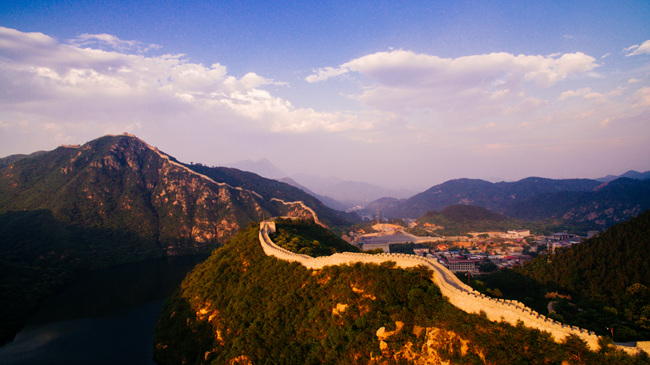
(0, 256, 206, 365)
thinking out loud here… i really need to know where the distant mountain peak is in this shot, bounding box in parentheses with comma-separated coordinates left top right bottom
(596, 170, 650, 182)
(0, 133, 344, 253)
(225, 158, 287, 180)
(369, 175, 650, 230)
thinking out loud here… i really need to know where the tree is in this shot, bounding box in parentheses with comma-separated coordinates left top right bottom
(479, 261, 498, 273)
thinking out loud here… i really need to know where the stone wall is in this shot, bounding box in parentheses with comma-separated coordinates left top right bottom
(259, 221, 612, 351)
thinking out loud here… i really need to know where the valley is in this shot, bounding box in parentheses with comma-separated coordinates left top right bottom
(154, 219, 649, 363)
(0, 134, 649, 364)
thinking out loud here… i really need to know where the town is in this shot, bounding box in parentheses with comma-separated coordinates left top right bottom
(344, 219, 595, 275)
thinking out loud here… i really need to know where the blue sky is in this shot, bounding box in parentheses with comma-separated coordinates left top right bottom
(1, 1, 649, 190)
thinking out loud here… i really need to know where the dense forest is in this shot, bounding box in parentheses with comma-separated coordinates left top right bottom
(408, 205, 517, 236)
(407, 204, 597, 236)
(269, 218, 360, 256)
(0, 209, 164, 344)
(472, 210, 650, 342)
(153, 222, 648, 364)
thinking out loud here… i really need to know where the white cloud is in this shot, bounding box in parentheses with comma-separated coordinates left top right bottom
(559, 88, 591, 101)
(559, 86, 625, 105)
(630, 87, 650, 109)
(309, 49, 597, 87)
(0, 26, 365, 141)
(1, 27, 648, 188)
(306, 49, 598, 126)
(625, 40, 650, 56)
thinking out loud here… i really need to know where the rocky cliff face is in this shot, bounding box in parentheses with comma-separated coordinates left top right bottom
(0, 133, 328, 260)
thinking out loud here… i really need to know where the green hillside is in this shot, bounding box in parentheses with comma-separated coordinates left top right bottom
(470, 210, 650, 342)
(517, 209, 650, 340)
(520, 209, 650, 304)
(408, 204, 527, 236)
(269, 218, 360, 256)
(408, 204, 606, 237)
(153, 223, 647, 364)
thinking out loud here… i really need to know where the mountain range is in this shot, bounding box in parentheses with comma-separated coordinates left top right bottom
(2, 136, 648, 235)
(224, 156, 650, 228)
(366, 176, 650, 230)
(597, 170, 650, 182)
(224, 158, 287, 180)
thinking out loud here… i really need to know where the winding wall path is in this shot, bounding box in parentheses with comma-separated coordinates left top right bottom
(259, 220, 602, 350)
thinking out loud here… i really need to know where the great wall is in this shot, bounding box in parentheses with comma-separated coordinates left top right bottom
(258, 219, 646, 354)
(128, 131, 644, 355)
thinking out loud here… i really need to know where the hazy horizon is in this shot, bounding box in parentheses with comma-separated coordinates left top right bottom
(224, 156, 649, 192)
(1, 1, 649, 189)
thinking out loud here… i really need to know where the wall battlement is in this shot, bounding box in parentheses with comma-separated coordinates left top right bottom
(258, 220, 639, 352)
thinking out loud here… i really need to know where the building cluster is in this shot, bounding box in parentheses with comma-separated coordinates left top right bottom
(531, 232, 586, 254)
(409, 230, 591, 274)
(345, 221, 593, 275)
(412, 248, 532, 274)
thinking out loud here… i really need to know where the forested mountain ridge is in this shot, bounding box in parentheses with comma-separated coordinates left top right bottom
(408, 204, 529, 236)
(0, 133, 351, 345)
(154, 222, 647, 364)
(0, 134, 351, 256)
(504, 178, 650, 226)
(519, 209, 650, 326)
(469, 210, 650, 343)
(370, 176, 650, 230)
(185, 164, 355, 227)
(0, 150, 47, 170)
(369, 177, 600, 218)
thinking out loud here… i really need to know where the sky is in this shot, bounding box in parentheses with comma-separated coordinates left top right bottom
(0, 1, 649, 190)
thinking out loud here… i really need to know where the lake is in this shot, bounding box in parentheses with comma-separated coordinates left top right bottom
(0, 256, 207, 365)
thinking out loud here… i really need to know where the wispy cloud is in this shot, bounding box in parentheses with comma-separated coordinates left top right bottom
(305, 66, 350, 83)
(624, 40, 650, 56)
(558, 88, 592, 101)
(69, 33, 162, 53)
